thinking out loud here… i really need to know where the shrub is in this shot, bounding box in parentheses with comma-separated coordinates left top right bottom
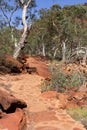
(41, 64, 86, 93)
(67, 108, 87, 129)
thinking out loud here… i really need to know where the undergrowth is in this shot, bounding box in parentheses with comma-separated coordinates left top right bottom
(67, 108, 87, 129)
(41, 63, 86, 93)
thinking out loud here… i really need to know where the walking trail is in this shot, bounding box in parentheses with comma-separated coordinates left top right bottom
(1, 73, 86, 130)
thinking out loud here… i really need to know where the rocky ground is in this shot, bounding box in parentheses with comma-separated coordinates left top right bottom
(0, 56, 87, 130)
(0, 74, 86, 130)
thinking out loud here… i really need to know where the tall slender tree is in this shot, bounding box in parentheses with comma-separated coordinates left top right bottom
(13, 0, 36, 59)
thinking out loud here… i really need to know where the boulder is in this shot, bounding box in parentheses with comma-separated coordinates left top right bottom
(26, 56, 51, 79)
(0, 89, 27, 113)
(1, 55, 23, 73)
(5, 55, 23, 69)
(0, 108, 26, 130)
(41, 91, 58, 99)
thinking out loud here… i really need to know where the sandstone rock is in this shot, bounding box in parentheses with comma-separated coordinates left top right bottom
(0, 108, 26, 130)
(0, 55, 23, 73)
(68, 91, 86, 100)
(41, 91, 87, 109)
(41, 91, 58, 99)
(5, 55, 23, 69)
(25, 56, 51, 79)
(0, 66, 10, 74)
(66, 91, 87, 108)
(0, 89, 27, 112)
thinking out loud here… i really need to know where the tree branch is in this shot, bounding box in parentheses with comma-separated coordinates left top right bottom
(9, 5, 18, 27)
(0, 5, 18, 27)
(0, 7, 9, 23)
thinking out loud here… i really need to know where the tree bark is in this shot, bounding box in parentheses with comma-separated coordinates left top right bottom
(53, 48, 58, 58)
(42, 43, 46, 56)
(62, 41, 66, 62)
(82, 48, 87, 65)
(13, 0, 31, 59)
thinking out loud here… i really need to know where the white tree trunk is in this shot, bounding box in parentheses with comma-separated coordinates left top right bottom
(62, 41, 66, 62)
(13, 0, 31, 59)
(53, 48, 58, 58)
(42, 43, 46, 56)
(82, 48, 87, 65)
(11, 28, 14, 42)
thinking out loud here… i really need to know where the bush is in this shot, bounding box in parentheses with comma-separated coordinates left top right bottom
(67, 108, 87, 129)
(41, 64, 86, 93)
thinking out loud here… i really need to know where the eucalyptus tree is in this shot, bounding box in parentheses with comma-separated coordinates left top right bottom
(0, 0, 36, 58)
(0, 0, 19, 55)
(0, 27, 20, 56)
(48, 4, 87, 61)
(26, 5, 62, 58)
(26, 8, 52, 57)
(0, 0, 19, 28)
(13, 0, 36, 59)
(63, 4, 87, 63)
(45, 4, 69, 60)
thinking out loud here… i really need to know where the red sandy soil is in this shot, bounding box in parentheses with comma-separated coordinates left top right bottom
(0, 56, 87, 130)
(0, 73, 86, 130)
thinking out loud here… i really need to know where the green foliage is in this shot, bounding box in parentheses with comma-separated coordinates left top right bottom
(67, 108, 87, 129)
(41, 63, 86, 93)
(0, 27, 20, 56)
(26, 4, 87, 60)
(67, 108, 87, 120)
(41, 80, 52, 93)
(0, 2, 87, 61)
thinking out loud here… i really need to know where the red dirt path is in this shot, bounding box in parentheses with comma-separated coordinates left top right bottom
(0, 73, 86, 130)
